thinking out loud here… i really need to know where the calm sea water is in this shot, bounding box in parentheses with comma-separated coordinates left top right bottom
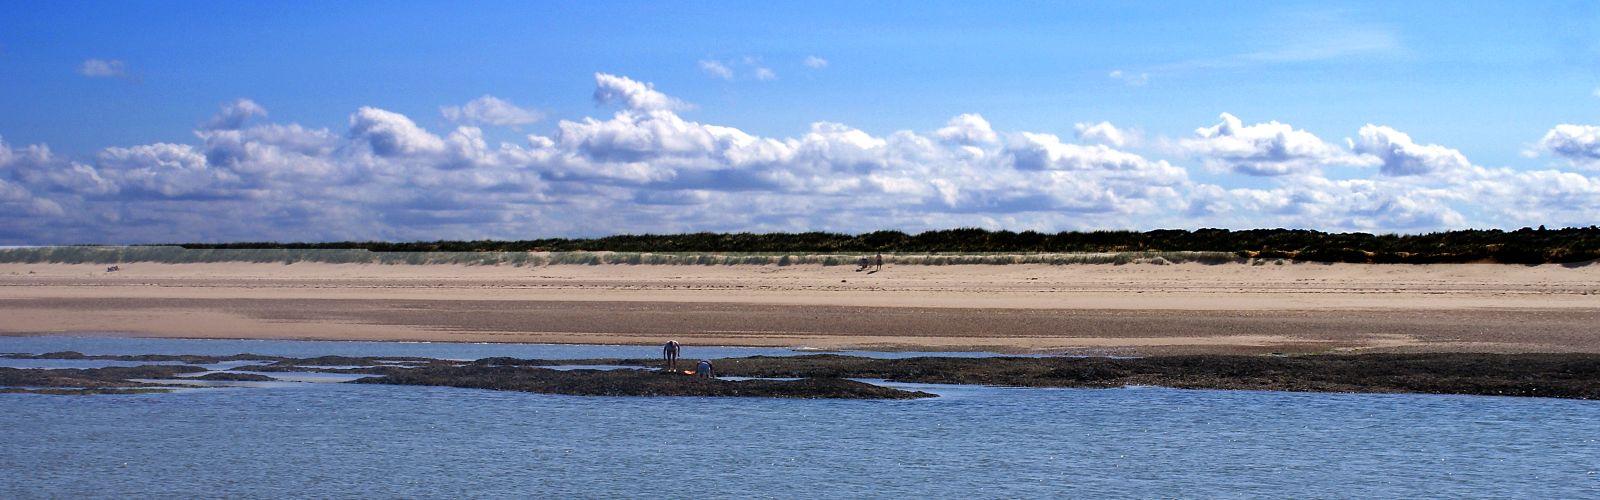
(2, 336, 1597, 497)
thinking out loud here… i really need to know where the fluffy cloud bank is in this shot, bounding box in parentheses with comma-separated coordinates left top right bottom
(1535, 124, 1600, 168)
(1180, 113, 1360, 176)
(2, 73, 1598, 244)
(1349, 125, 1472, 177)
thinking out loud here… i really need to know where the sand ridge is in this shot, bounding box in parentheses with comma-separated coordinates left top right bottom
(1, 261, 1597, 354)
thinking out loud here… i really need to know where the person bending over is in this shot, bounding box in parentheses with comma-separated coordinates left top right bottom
(663, 340, 681, 371)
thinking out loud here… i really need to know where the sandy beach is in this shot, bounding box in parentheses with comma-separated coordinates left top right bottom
(1, 261, 1597, 354)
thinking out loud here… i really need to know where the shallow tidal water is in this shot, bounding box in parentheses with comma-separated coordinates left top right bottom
(2, 336, 1597, 497)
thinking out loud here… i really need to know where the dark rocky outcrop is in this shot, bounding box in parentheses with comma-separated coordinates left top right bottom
(442, 353, 1600, 399)
(0, 365, 208, 389)
(11, 351, 1600, 400)
(351, 365, 934, 399)
(701, 353, 1600, 399)
(262, 355, 452, 368)
(0, 387, 175, 395)
(2, 351, 282, 364)
(190, 372, 277, 381)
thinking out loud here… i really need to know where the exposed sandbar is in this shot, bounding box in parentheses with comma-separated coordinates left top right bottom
(1, 261, 1597, 354)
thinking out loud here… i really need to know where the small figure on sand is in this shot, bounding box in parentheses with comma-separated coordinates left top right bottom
(855, 254, 886, 273)
(663, 340, 681, 371)
(105, 265, 120, 273)
(696, 359, 715, 378)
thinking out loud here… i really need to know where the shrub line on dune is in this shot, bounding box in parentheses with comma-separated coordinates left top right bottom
(7, 227, 1598, 265)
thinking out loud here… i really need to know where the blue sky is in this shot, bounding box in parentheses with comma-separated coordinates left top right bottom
(2, 1, 1600, 243)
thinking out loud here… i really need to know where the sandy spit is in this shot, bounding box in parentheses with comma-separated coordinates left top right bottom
(1, 261, 1596, 355)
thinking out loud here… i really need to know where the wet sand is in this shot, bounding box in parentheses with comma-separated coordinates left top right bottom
(1, 262, 1597, 354)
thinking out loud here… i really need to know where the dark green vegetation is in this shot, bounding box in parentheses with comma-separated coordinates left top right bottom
(177, 227, 1600, 264)
(0, 245, 1230, 266)
(351, 365, 935, 399)
(8, 351, 1600, 399)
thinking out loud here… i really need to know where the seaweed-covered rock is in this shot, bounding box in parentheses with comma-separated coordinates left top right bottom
(264, 355, 451, 368)
(0, 387, 175, 395)
(0, 365, 208, 389)
(707, 353, 1600, 399)
(351, 365, 935, 399)
(36, 351, 88, 359)
(11, 351, 1600, 400)
(191, 372, 278, 382)
(1, 351, 283, 364)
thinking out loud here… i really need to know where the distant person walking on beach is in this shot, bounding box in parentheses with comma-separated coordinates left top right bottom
(874, 253, 884, 272)
(663, 340, 681, 371)
(696, 359, 715, 378)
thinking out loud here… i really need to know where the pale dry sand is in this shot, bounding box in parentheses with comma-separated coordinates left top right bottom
(1, 261, 1597, 354)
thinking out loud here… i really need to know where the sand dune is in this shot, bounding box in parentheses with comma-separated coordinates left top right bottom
(1, 261, 1596, 354)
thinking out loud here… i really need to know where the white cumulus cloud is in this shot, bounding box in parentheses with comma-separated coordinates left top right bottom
(1181, 113, 1359, 176)
(440, 95, 542, 126)
(204, 99, 269, 131)
(3, 73, 1600, 244)
(935, 114, 999, 146)
(1349, 125, 1471, 176)
(1074, 122, 1133, 147)
(349, 107, 446, 157)
(1535, 124, 1600, 168)
(593, 73, 686, 111)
